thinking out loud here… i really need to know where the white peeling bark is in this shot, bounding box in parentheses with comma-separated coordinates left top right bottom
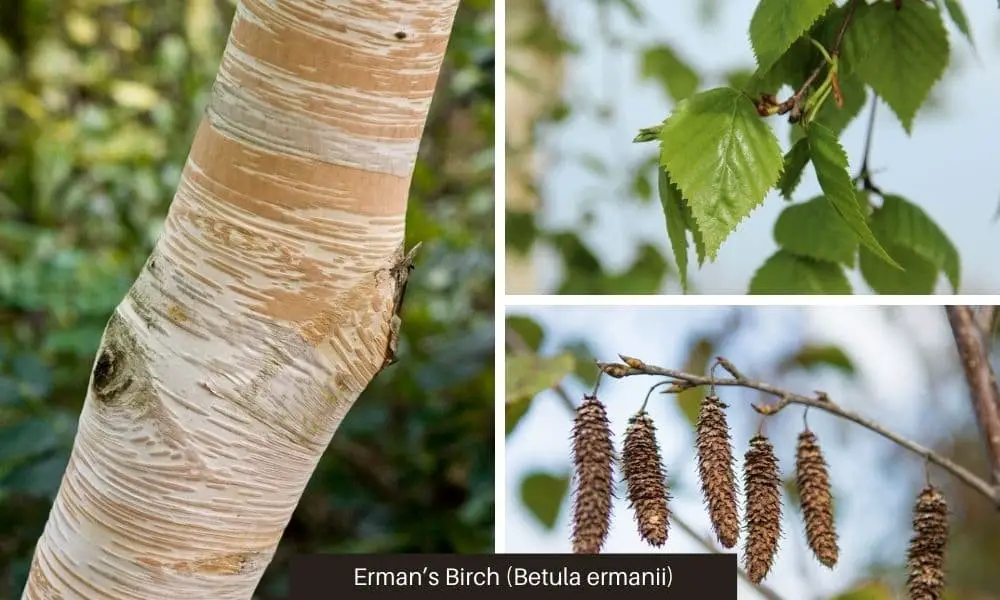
(22, 1, 459, 598)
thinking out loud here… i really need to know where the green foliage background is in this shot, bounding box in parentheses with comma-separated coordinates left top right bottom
(0, 0, 495, 597)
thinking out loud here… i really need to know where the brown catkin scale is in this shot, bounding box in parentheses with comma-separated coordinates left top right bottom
(906, 485, 949, 600)
(622, 411, 670, 547)
(695, 395, 740, 548)
(795, 430, 839, 568)
(743, 434, 782, 584)
(571, 394, 615, 554)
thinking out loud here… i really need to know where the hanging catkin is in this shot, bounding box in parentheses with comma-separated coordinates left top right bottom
(795, 430, 838, 568)
(570, 394, 615, 554)
(906, 485, 949, 600)
(743, 434, 782, 584)
(622, 411, 670, 547)
(695, 395, 739, 548)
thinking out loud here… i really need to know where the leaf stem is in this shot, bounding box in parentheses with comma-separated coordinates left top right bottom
(807, 36, 833, 65)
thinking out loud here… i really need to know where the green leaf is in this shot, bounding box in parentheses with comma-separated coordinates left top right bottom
(679, 196, 707, 266)
(10, 353, 53, 399)
(41, 325, 104, 357)
(942, 0, 974, 48)
(0, 418, 61, 463)
(860, 243, 938, 294)
(659, 87, 784, 259)
(776, 138, 811, 199)
(562, 340, 598, 388)
(848, 0, 949, 132)
(551, 233, 601, 275)
(871, 195, 960, 291)
(836, 6, 881, 74)
(749, 0, 834, 72)
(749, 250, 852, 294)
(520, 471, 570, 530)
(506, 316, 545, 351)
(0, 377, 22, 407)
(745, 37, 816, 96)
(723, 68, 755, 90)
(599, 244, 669, 293)
(632, 159, 656, 203)
(505, 352, 576, 405)
(506, 210, 538, 254)
(659, 168, 690, 291)
(774, 196, 857, 265)
(860, 244, 938, 294)
(806, 122, 899, 268)
(506, 396, 532, 437)
(778, 344, 855, 374)
(641, 44, 700, 102)
(0, 451, 69, 500)
(552, 233, 605, 294)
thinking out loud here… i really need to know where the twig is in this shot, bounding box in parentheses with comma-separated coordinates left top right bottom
(595, 359, 1000, 507)
(855, 95, 884, 196)
(945, 306, 1000, 491)
(790, 0, 859, 106)
(756, 0, 860, 121)
(671, 515, 786, 600)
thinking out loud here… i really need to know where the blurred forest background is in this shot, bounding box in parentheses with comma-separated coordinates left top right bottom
(506, 306, 1000, 599)
(505, 0, 1000, 294)
(0, 0, 495, 597)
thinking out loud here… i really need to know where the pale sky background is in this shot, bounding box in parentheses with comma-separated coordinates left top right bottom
(529, 0, 1000, 294)
(504, 306, 981, 599)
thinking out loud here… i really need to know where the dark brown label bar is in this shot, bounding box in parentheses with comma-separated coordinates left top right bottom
(290, 554, 737, 599)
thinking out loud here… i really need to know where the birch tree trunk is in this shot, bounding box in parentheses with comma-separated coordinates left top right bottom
(22, 0, 460, 597)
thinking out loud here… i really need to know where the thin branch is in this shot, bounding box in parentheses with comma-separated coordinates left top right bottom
(830, 0, 859, 57)
(755, 0, 860, 120)
(596, 359, 1000, 507)
(671, 515, 786, 600)
(945, 306, 1000, 490)
(791, 0, 859, 105)
(855, 95, 885, 196)
(860, 97, 877, 173)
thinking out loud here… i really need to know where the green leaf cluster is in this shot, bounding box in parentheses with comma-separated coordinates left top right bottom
(639, 0, 967, 294)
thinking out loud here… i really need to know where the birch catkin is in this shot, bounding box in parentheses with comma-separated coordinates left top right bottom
(906, 485, 949, 600)
(622, 411, 670, 547)
(571, 394, 615, 554)
(795, 430, 838, 568)
(695, 395, 740, 548)
(743, 434, 782, 584)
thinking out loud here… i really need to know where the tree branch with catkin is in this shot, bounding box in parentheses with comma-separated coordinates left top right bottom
(504, 330, 786, 600)
(596, 355, 1000, 508)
